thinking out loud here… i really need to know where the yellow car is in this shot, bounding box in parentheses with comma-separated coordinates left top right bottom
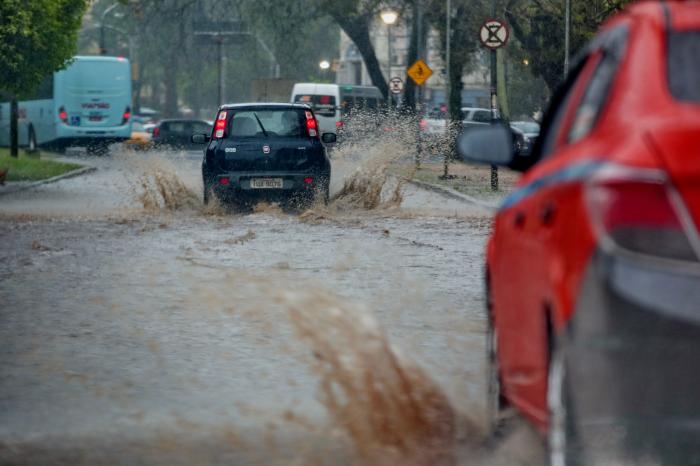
(123, 122, 153, 150)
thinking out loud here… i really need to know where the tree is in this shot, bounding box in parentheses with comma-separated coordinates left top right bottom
(505, 0, 629, 93)
(425, 0, 483, 122)
(0, 0, 87, 156)
(313, 0, 389, 99)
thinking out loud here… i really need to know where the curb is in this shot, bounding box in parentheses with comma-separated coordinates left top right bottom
(404, 178, 501, 212)
(0, 166, 96, 197)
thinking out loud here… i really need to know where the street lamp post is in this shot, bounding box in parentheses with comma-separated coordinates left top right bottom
(380, 10, 398, 107)
(319, 60, 330, 82)
(564, 0, 571, 76)
(100, 2, 120, 55)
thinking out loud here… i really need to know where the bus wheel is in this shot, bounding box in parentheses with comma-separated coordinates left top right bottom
(87, 142, 108, 156)
(27, 126, 38, 153)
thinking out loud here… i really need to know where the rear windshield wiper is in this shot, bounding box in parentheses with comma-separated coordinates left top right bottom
(252, 113, 268, 137)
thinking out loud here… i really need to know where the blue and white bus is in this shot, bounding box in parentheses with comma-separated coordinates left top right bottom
(0, 55, 132, 152)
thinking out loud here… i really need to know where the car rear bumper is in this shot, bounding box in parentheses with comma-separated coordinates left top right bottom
(210, 171, 329, 201)
(565, 248, 700, 464)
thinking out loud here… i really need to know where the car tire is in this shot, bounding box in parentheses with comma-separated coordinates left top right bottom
(486, 318, 502, 436)
(547, 340, 582, 466)
(27, 126, 37, 153)
(203, 183, 212, 205)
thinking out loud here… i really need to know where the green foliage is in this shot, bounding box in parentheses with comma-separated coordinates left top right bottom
(0, 0, 87, 97)
(505, 0, 630, 92)
(79, 0, 339, 115)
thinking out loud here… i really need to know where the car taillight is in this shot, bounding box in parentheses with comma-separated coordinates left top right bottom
(336, 120, 344, 128)
(59, 106, 68, 123)
(122, 106, 131, 125)
(213, 110, 227, 139)
(305, 110, 318, 137)
(585, 166, 699, 262)
(419, 119, 428, 131)
(153, 126, 160, 137)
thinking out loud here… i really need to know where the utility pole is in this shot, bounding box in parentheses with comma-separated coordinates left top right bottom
(564, 0, 571, 76)
(442, 0, 452, 179)
(489, 0, 499, 191)
(415, 1, 424, 170)
(194, 21, 243, 108)
(100, 2, 119, 55)
(217, 37, 225, 106)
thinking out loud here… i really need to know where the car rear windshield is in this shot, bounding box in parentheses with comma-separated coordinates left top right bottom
(668, 31, 700, 102)
(292, 95, 336, 117)
(227, 108, 308, 139)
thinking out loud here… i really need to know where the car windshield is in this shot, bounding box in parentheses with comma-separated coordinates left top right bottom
(228, 109, 306, 138)
(668, 31, 700, 102)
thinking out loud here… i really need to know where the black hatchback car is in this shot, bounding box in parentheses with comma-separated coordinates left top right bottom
(193, 104, 334, 208)
(153, 119, 213, 150)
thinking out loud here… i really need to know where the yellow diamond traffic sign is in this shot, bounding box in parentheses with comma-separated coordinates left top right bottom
(407, 59, 433, 86)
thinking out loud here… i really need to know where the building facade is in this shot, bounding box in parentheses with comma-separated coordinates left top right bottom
(335, 17, 489, 111)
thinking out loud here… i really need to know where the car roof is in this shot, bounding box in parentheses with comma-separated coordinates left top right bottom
(158, 119, 211, 124)
(220, 103, 311, 111)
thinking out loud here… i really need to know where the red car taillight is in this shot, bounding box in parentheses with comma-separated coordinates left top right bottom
(305, 110, 318, 138)
(419, 119, 428, 131)
(122, 106, 131, 125)
(213, 110, 227, 139)
(58, 106, 68, 123)
(586, 166, 699, 262)
(153, 126, 160, 137)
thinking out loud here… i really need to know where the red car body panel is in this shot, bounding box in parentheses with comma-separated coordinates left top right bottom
(488, 2, 700, 434)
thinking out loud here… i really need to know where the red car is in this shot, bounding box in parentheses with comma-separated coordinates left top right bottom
(459, 2, 700, 464)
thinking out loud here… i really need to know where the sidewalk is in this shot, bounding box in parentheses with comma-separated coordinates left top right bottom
(390, 159, 517, 209)
(0, 166, 96, 197)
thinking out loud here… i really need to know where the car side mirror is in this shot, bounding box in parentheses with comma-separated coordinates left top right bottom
(191, 133, 210, 144)
(321, 132, 337, 144)
(457, 123, 514, 166)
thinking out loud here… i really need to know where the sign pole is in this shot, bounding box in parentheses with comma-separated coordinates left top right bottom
(479, 17, 507, 192)
(490, 48, 498, 191)
(443, 0, 451, 179)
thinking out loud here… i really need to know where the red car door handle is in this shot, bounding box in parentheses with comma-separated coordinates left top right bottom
(540, 202, 557, 226)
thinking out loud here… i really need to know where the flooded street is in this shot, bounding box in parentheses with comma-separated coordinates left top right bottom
(0, 148, 543, 465)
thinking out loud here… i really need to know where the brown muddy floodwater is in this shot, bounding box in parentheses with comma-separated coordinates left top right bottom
(0, 126, 544, 465)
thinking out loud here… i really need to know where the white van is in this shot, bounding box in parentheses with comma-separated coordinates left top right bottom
(290, 83, 384, 134)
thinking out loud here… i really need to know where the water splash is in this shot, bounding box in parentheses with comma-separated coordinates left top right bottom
(279, 289, 458, 466)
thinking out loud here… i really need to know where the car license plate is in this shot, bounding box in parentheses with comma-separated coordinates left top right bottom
(250, 178, 283, 189)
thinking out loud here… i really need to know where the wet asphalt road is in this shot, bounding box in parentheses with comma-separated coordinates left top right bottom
(0, 147, 544, 465)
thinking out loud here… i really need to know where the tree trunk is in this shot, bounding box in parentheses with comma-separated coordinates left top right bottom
(333, 16, 389, 99)
(10, 98, 18, 158)
(164, 62, 178, 117)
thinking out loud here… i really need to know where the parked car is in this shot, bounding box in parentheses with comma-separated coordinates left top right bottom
(152, 119, 213, 150)
(460, 107, 493, 127)
(195, 103, 334, 209)
(510, 120, 540, 155)
(123, 121, 153, 150)
(458, 2, 700, 464)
